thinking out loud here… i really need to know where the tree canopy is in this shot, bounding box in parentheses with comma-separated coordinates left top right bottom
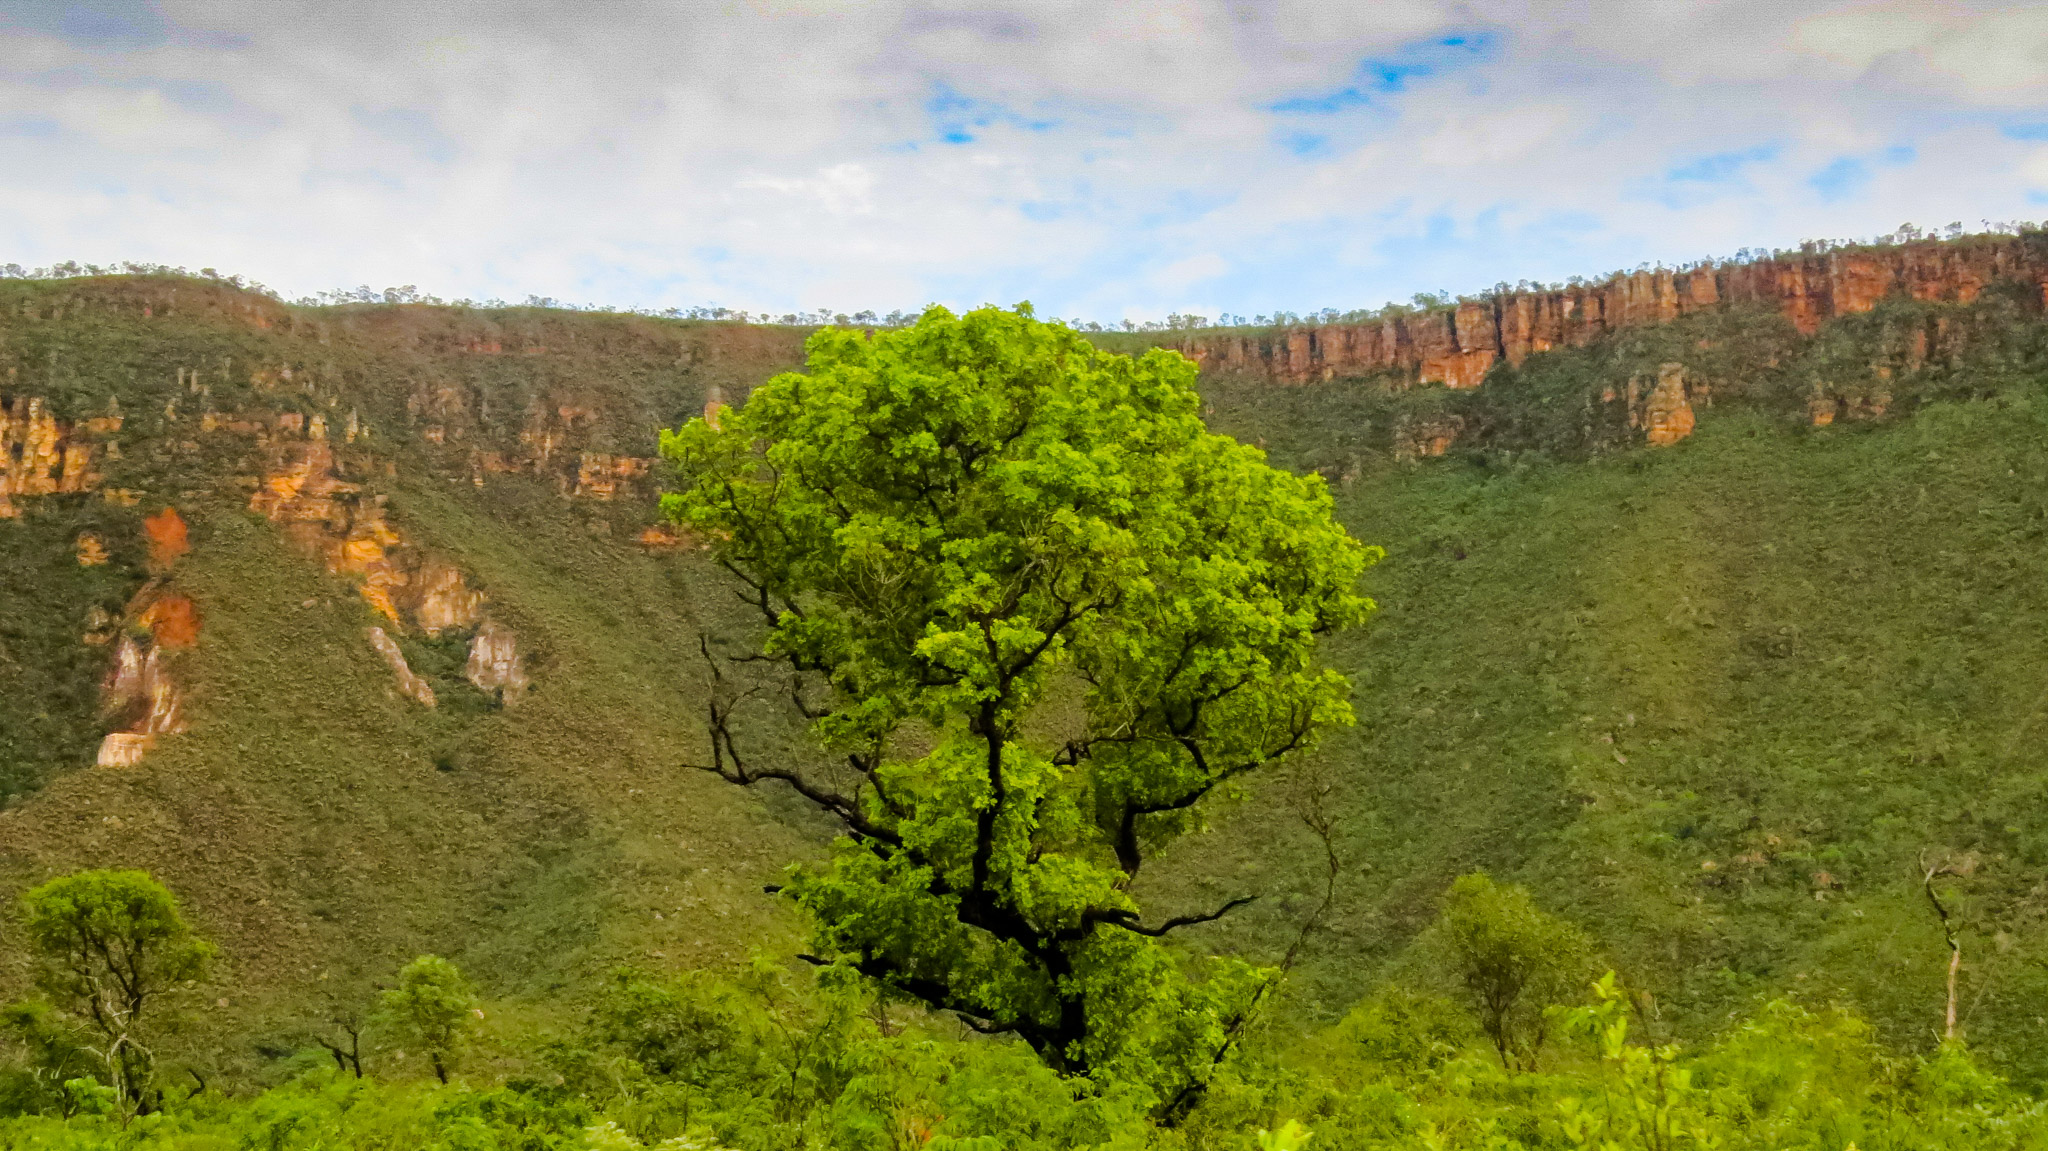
(18, 869, 213, 1112)
(380, 956, 477, 1084)
(1431, 872, 1593, 1071)
(661, 304, 1376, 1108)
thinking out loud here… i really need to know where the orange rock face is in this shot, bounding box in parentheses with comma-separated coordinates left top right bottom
(140, 593, 202, 649)
(1642, 364, 1696, 446)
(1178, 236, 2048, 385)
(246, 427, 518, 710)
(250, 440, 483, 634)
(95, 583, 205, 766)
(0, 395, 101, 516)
(144, 507, 191, 570)
(574, 452, 653, 499)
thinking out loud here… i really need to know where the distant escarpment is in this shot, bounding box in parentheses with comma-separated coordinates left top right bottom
(1175, 234, 2048, 390)
(1170, 233, 2048, 471)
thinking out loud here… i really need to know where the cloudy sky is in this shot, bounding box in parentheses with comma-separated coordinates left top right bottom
(2, 0, 2046, 321)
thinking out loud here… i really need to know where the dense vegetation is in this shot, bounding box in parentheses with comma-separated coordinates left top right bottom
(3, 248, 2048, 1145)
(9, 868, 2048, 1149)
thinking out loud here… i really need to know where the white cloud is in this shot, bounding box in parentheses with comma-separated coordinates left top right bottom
(0, 0, 2042, 318)
(1795, 1, 2048, 103)
(1153, 252, 1229, 289)
(1413, 104, 1573, 168)
(2021, 146, 2048, 187)
(740, 164, 880, 217)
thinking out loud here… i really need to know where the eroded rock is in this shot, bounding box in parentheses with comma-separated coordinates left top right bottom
(251, 441, 483, 634)
(367, 626, 436, 707)
(0, 395, 101, 516)
(1642, 363, 1697, 447)
(463, 620, 529, 704)
(97, 627, 186, 766)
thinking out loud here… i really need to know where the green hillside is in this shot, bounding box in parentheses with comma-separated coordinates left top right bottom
(0, 277, 819, 1081)
(1171, 395, 2048, 1069)
(3, 260, 2048, 1099)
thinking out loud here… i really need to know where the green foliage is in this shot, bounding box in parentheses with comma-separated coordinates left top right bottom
(0, 1002, 96, 1118)
(0, 497, 146, 804)
(1429, 873, 1593, 1071)
(381, 956, 479, 1084)
(16, 870, 214, 1113)
(661, 304, 1376, 1105)
(5, 951, 2048, 1150)
(1329, 987, 1469, 1078)
(539, 963, 1157, 1150)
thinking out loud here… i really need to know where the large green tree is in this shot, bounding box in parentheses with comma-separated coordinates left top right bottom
(17, 869, 214, 1114)
(661, 305, 1376, 1110)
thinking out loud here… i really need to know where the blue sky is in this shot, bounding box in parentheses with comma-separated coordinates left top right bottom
(2, 0, 2047, 321)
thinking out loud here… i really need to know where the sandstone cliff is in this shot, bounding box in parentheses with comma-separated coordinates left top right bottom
(1178, 235, 2048, 389)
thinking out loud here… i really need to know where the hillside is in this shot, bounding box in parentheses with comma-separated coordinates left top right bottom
(0, 278, 818, 1078)
(3, 235, 2048, 1085)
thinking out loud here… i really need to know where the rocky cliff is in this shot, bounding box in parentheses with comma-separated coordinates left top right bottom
(0, 278, 809, 782)
(1178, 235, 2048, 389)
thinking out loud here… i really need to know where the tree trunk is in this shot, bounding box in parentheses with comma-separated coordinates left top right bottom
(1946, 937, 1962, 1041)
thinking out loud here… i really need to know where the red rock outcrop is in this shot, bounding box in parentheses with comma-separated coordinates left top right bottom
(144, 506, 190, 571)
(139, 593, 201, 649)
(1180, 236, 2048, 386)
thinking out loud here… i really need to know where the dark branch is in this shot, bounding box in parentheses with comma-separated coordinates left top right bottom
(1097, 895, 1258, 938)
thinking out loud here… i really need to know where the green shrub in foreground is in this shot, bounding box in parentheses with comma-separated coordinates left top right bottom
(9, 965, 2048, 1150)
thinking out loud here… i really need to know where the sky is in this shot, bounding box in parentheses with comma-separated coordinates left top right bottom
(2, 0, 2047, 322)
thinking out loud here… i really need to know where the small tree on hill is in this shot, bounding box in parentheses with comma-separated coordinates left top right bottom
(661, 304, 1377, 1115)
(1432, 872, 1591, 1071)
(17, 869, 214, 1114)
(380, 955, 477, 1084)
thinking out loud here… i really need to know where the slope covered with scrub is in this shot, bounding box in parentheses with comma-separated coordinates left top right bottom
(2, 234, 2047, 1086)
